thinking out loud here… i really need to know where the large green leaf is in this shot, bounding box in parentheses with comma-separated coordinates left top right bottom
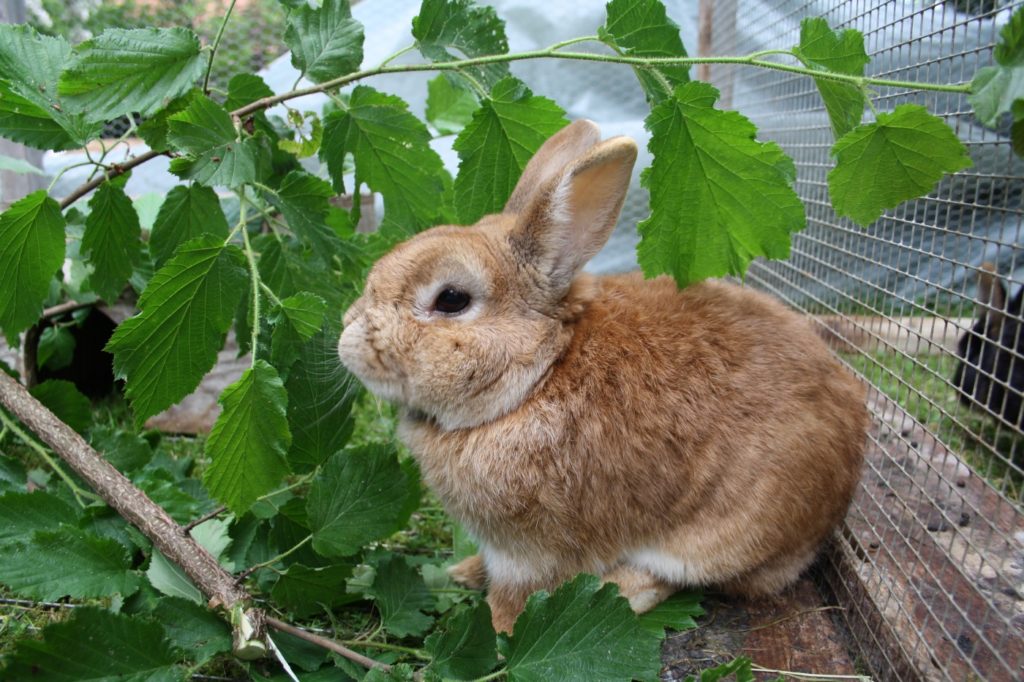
(0, 24, 101, 149)
(167, 94, 271, 188)
(267, 170, 344, 260)
(501, 574, 662, 682)
(425, 601, 498, 680)
(82, 183, 142, 302)
(452, 78, 568, 224)
(58, 27, 205, 122)
(203, 360, 292, 514)
(149, 184, 230, 266)
(0, 527, 140, 600)
(792, 17, 869, 138)
(2, 607, 180, 682)
(970, 5, 1024, 126)
(0, 491, 79, 544)
(152, 597, 232, 665)
(29, 380, 92, 435)
(320, 86, 447, 230)
(306, 443, 414, 557)
(285, 0, 364, 84)
(412, 0, 510, 90)
(828, 104, 973, 225)
(0, 190, 65, 342)
(271, 562, 358, 618)
(364, 554, 435, 637)
(426, 74, 480, 135)
(637, 81, 804, 285)
(106, 235, 248, 426)
(599, 0, 690, 104)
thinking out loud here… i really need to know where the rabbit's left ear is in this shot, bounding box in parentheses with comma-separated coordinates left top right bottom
(510, 136, 638, 295)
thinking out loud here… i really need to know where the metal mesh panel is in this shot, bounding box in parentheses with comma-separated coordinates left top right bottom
(706, 2, 1023, 679)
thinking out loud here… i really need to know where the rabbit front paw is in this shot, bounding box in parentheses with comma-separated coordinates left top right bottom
(447, 554, 488, 590)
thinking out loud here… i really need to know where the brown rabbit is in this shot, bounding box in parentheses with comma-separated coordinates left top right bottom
(338, 120, 867, 633)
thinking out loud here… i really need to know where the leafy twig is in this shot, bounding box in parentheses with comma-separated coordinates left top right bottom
(265, 616, 391, 672)
(58, 149, 162, 210)
(182, 505, 228, 533)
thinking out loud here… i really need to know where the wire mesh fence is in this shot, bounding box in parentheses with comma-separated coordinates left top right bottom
(705, 1, 1023, 679)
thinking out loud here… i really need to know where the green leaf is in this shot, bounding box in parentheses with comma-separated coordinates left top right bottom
(168, 94, 271, 188)
(599, 0, 690, 104)
(364, 554, 435, 637)
(82, 183, 142, 301)
(426, 74, 480, 135)
(637, 82, 804, 285)
(307, 443, 413, 557)
(452, 78, 568, 224)
(271, 562, 358, 618)
(0, 24, 101, 150)
(501, 574, 662, 682)
(425, 601, 498, 680)
(828, 104, 973, 224)
(268, 170, 344, 260)
(792, 17, 869, 138)
(637, 590, 704, 636)
(29, 380, 91, 434)
(278, 110, 324, 158)
(0, 490, 79, 544)
(152, 597, 232, 665)
(150, 184, 230, 266)
(270, 292, 328, 371)
(90, 425, 153, 473)
(969, 6, 1024, 126)
(687, 657, 754, 682)
(0, 191, 65, 342)
(284, 332, 360, 472)
(2, 607, 180, 681)
(146, 519, 232, 604)
(203, 360, 291, 514)
(136, 89, 201, 152)
(38, 326, 76, 370)
(0, 527, 140, 600)
(105, 235, 248, 426)
(225, 73, 274, 111)
(320, 86, 447, 230)
(58, 27, 206, 122)
(285, 0, 364, 84)
(413, 0, 510, 90)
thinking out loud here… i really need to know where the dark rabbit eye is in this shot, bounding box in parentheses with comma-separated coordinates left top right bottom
(434, 288, 471, 314)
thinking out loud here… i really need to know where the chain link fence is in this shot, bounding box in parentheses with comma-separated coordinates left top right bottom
(706, 1, 1023, 679)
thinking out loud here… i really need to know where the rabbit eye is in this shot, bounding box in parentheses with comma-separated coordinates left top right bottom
(434, 288, 471, 314)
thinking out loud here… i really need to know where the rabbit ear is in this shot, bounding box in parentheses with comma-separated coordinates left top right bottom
(504, 120, 602, 215)
(977, 262, 1007, 336)
(509, 135, 638, 295)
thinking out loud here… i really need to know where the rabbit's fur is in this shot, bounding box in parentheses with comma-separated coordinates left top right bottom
(338, 121, 868, 632)
(953, 263, 1024, 428)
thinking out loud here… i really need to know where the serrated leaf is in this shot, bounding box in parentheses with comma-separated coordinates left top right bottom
(0, 190, 65, 342)
(146, 519, 231, 604)
(168, 95, 270, 188)
(270, 292, 328, 370)
(307, 443, 413, 556)
(152, 597, 232, 665)
(637, 590, 704, 636)
(686, 657, 754, 682)
(452, 77, 568, 224)
(285, 0, 364, 84)
(638, 81, 804, 285)
(365, 554, 435, 637)
(268, 170, 344, 260)
(135, 468, 205, 524)
(105, 235, 247, 426)
(828, 104, 973, 224)
(3, 607, 180, 681)
(792, 17, 869, 138)
(0, 24, 101, 149)
(271, 562, 358, 618)
(970, 6, 1024, 126)
(203, 360, 291, 514)
(599, 0, 690, 104)
(150, 184, 230, 266)
(90, 425, 153, 473)
(225, 73, 275, 111)
(320, 86, 446, 230)
(425, 601, 498, 680)
(0, 490, 79, 544)
(501, 574, 662, 682)
(29, 380, 91, 434)
(285, 332, 360, 472)
(0, 527, 140, 600)
(426, 74, 480, 135)
(136, 89, 201, 152)
(82, 183, 142, 301)
(413, 0, 510, 90)
(58, 27, 206, 122)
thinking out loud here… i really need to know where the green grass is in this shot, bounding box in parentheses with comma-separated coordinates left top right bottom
(841, 350, 1024, 503)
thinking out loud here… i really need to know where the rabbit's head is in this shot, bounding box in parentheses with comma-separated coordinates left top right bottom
(953, 263, 1024, 427)
(338, 121, 638, 429)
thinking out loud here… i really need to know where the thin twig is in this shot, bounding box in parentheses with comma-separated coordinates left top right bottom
(203, 0, 238, 94)
(41, 300, 96, 320)
(182, 505, 228, 533)
(0, 597, 78, 610)
(58, 149, 163, 210)
(265, 616, 391, 672)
